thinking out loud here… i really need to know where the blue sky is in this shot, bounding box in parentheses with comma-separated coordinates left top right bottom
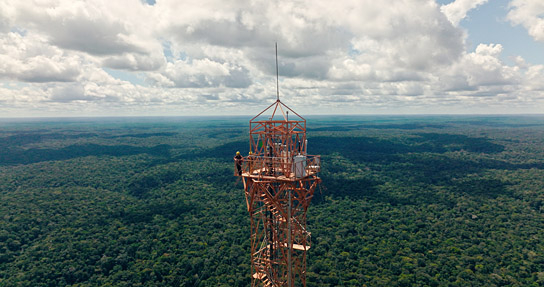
(0, 0, 543, 117)
(452, 0, 544, 65)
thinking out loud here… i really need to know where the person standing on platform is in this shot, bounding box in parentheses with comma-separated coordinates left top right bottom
(234, 151, 243, 176)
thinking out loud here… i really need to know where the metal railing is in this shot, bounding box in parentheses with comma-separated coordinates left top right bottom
(234, 155, 320, 179)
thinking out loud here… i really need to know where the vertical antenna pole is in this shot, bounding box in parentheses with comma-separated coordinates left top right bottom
(276, 42, 279, 101)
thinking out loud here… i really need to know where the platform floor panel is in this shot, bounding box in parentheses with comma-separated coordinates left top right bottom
(270, 243, 311, 251)
(284, 243, 310, 251)
(241, 169, 319, 182)
(265, 243, 311, 251)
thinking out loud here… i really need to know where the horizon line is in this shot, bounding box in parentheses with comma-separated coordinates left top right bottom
(1, 113, 544, 121)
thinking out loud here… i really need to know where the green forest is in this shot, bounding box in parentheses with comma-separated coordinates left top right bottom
(0, 115, 543, 286)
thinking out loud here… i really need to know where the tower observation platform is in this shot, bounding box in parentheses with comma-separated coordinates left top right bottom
(235, 99, 321, 287)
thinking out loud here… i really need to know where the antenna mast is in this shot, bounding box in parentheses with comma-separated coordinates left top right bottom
(276, 42, 279, 101)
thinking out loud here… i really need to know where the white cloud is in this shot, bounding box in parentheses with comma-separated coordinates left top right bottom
(8, 0, 165, 73)
(102, 53, 165, 71)
(0, 4, 15, 33)
(0, 32, 81, 82)
(523, 65, 544, 91)
(0, 0, 543, 116)
(156, 58, 252, 88)
(507, 0, 544, 42)
(435, 44, 520, 93)
(329, 1, 463, 82)
(12, 1, 142, 55)
(440, 0, 489, 26)
(463, 44, 519, 86)
(49, 83, 88, 102)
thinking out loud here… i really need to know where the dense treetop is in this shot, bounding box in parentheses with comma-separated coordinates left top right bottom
(1, 115, 543, 286)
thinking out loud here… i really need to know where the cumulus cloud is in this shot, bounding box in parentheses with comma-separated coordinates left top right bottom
(440, 0, 489, 26)
(159, 0, 464, 84)
(11, 0, 154, 55)
(49, 84, 88, 102)
(333, 1, 463, 82)
(103, 53, 165, 71)
(0, 0, 543, 116)
(523, 65, 544, 91)
(0, 4, 14, 32)
(0, 32, 81, 82)
(507, 0, 544, 42)
(154, 58, 252, 88)
(432, 43, 522, 108)
(463, 44, 519, 86)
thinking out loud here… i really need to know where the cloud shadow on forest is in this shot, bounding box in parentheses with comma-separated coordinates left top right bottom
(175, 140, 247, 162)
(308, 123, 449, 131)
(0, 132, 99, 148)
(307, 134, 538, 204)
(310, 133, 504, 157)
(0, 143, 172, 166)
(188, 133, 541, 204)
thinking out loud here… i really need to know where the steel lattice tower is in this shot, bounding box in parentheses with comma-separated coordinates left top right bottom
(235, 99, 321, 287)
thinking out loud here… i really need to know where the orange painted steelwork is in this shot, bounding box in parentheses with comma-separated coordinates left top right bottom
(235, 99, 321, 287)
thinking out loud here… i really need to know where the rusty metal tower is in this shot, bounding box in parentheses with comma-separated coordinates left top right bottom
(234, 98, 321, 286)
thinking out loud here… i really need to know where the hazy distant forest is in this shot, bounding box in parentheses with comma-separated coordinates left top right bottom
(1, 115, 543, 287)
